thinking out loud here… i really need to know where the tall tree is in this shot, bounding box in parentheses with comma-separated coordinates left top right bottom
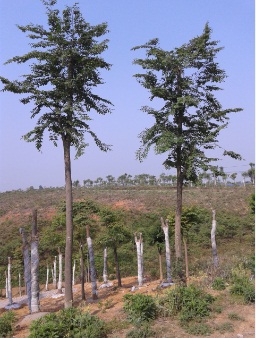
(0, 1, 112, 308)
(132, 23, 242, 259)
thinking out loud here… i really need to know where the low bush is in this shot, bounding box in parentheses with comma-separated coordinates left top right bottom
(28, 307, 107, 338)
(212, 277, 226, 290)
(0, 311, 16, 337)
(230, 276, 255, 304)
(123, 293, 157, 324)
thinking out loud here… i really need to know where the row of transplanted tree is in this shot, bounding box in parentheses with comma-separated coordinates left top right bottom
(73, 164, 255, 188)
(0, 0, 244, 308)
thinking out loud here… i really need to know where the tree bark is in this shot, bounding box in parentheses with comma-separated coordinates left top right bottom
(80, 244, 85, 301)
(57, 248, 63, 293)
(72, 260, 76, 286)
(103, 247, 108, 283)
(53, 256, 57, 289)
(7, 257, 13, 305)
(63, 137, 74, 308)
(211, 209, 219, 268)
(135, 233, 143, 286)
(113, 246, 122, 287)
(19, 227, 31, 312)
(31, 209, 40, 313)
(45, 264, 49, 291)
(161, 217, 172, 283)
(86, 225, 98, 300)
(158, 248, 163, 281)
(175, 163, 183, 259)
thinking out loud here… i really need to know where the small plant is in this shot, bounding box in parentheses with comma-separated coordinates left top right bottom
(123, 293, 157, 324)
(0, 311, 16, 337)
(212, 277, 226, 290)
(126, 323, 155, 338)
(29, 307, 107, 337)
(215, 322, 234, 334)
(228, 312, 244, 321)
(183, 322, 213, 336)
(230, 275, 255, 303)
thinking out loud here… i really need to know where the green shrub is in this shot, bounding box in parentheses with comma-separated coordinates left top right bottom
(230, 275, 255, 303)
(29, 307, 107, 338)
(0, 311, 16, 337)
(156, 285, 215, 323)
(123, 293, 157, 324)
(212, 277, 226, 290)
(126, 323, 155, 338)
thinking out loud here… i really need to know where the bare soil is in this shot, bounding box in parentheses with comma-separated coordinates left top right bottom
(0, 276, 254, 338)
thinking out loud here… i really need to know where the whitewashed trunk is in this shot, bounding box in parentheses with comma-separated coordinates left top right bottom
(53, 257, 57, 289)
(45, 265, 49, 291)
(7, 257, 12, 305)
(5, 271, 8, 298)
(86, 225, 98, 300)
(19, 228, 31, 312)
(211, 210, 219, 268)
(31, 209, 40, 313)
(103, 247, 108, 283)
(80, 244, 85, 301)
(19, 273, 22, 296)
(135, 233, 143, 287)
(161, 217, 172, 283)
(57, 250, 63, 293)
(72, 260, 76, 286)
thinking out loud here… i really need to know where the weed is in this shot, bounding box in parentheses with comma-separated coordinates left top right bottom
(123, 293, 157, 324)
(212, 277, 226, 290)
(0, 311, 16, 337)
(183, 321, 213, 336)
(126, 323, 155, 338)
(215, 322, 234, 333)
(228, 312, 244, 321)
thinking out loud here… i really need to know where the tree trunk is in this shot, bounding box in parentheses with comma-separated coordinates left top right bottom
(31, 209, 40, 313)
(211, 209, 219, 268)
(158, 248, 163, 281)
(103, 247, 108, 283)
(113, 246, 122, 287)
(80, 244, 85, 301)
(63, 137, 74, 308)
(161, 217, 172, 283)
(72, 260, 76, 286)
(45, 264, 49, 291)
(7, 257, 12, 305)
(134, 233, 143, 286)
(19, 227, 31, 312)
(19, 273, 22, 296)
(86, 225, 98, 300)
(183, 237, 189, 284)
(175, 164, 183, 259)
(57, 248, 63, 293)
(53, 256, 57, 289)
(5, 271, 8, 298)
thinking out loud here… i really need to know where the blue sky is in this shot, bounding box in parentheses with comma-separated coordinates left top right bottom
(0, 0, 254, 191)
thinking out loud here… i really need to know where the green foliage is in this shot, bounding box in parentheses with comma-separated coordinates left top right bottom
(212, 277, 226, 290)
(156, 285, 215, 323)
(249, 193, 255, 214)
(182, 322, 213, 336)
(0, 311, 16, 337)
(29, 307, 107, 338)
(123, 293, 157, 324)
(126, 323, 155, 338)
(230, 274, 255, 304)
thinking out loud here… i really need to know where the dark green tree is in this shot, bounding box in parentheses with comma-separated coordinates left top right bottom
(132, 23, 242, 259)
(0, 0, 112, 307)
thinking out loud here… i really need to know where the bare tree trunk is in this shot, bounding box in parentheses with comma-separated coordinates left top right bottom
(31, 209, 40, 313)
(103, 247, 108, 283)
(5, 271, 8, 298)
(161, 218, 172, 283)
(19, 228, 31, 312)
(72, 260, 76, 286)
(53, 256, 57, 289)
(158, 249, 163, 281)
(63, 137, 73, 308)
(211, 209, 219, 268)
(57, 248, 63, 293)
(7, 257, 13, 305)
(86, 225, 98, 300)
(135, 233, 143, 286)
(19, 273, 22, 296)
(113, 246, 122, 287)
(45, 264, 49, 291)
(80, 244, 85, 301)
(183, 237, 189, 284)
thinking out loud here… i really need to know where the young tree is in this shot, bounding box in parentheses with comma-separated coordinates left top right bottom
(86, 225, 98, 300)
(31, 209, 40, 313)
(134, 233, 143, 286)
(160, 218, 172, 283)
(132, 23, 242, 259)
(0, 1, 112, 308)
(211, 209, 218, 268)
